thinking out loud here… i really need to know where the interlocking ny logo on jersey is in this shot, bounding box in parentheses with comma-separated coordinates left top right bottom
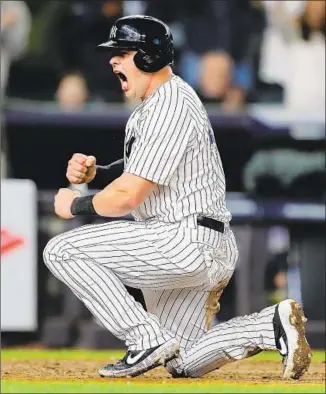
(126, 136, 135, 160)
(1, 229, 24, 256)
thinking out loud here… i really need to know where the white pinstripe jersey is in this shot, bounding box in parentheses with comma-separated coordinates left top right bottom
(124, 75, 232, 224)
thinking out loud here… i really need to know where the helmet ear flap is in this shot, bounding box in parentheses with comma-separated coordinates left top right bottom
(133, 50, 148, 72)
(134, 47, 170, 73)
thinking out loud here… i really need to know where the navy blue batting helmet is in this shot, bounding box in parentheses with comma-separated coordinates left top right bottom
(98, 15, 174, 73)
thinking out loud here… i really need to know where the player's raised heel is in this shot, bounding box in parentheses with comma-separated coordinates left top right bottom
(273, 299, 312, 380)
(98, 338, 180, 378)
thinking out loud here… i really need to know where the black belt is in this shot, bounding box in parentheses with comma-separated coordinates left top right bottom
(197, 217, 225, 234)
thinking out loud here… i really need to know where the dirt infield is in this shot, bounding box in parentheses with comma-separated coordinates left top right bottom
(2, 357, 325, 385)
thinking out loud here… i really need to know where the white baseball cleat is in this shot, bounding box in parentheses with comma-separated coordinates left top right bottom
(273, 299, 312, 379)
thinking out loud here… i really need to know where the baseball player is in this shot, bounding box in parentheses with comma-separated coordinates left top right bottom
(43, 15, 311, 379)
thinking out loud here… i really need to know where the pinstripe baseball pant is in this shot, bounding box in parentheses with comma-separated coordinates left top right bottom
(43, 217, 278, 375)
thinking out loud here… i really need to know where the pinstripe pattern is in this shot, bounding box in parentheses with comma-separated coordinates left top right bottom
(166, 305, 277, 377)
(142, 288, 211, 351)
(124, 75, 232, 223)
(43, 218, 237, 351)
(142, 225, 239, 359)
(43, 74, 278, 377)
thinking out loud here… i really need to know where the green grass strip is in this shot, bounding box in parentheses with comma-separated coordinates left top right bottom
(1, 349, 125, 360)
(1, 349, 325, 362)
(1, 381, 325, 393)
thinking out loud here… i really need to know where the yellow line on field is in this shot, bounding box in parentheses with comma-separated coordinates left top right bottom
(2, 379, 324, 387)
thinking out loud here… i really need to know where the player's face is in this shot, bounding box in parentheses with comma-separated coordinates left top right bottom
(110, 50, 152, 100)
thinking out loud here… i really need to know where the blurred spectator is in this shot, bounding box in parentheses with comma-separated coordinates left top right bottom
(1, 1, 31, 99)
(221, 0, 256, 111)
(259, 0, 325, 112)
(1, 0, 31, 178)
(55, 1, 124, 106)
(146, 0, 255, 111)
(5, 1, 66, 101)
(56, 72, 89, 112)
(3, 0, 324, 111)
(122, 0, 146, 15)
(244, 1, 325, 200)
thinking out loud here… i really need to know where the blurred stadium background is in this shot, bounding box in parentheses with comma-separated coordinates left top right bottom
(1, 0, 325, 351)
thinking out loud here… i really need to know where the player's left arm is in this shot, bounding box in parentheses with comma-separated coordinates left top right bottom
(54, 172, 156, 219)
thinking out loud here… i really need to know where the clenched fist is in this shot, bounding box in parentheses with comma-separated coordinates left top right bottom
(66, 153, 96, 184)
(54, 188, 81, 219)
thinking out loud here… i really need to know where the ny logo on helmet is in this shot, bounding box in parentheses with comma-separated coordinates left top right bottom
(110, 25, 118, 38)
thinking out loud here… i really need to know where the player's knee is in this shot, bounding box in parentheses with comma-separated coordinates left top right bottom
(43, 233, 68, 268)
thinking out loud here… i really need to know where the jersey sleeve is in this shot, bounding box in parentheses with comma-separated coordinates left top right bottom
(125, 84, 192, 186)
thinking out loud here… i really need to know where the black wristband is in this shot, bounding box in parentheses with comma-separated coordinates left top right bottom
(70, 195, 98, 216)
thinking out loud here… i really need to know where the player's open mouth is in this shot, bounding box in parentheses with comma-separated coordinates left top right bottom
(115, 72, 129, 91)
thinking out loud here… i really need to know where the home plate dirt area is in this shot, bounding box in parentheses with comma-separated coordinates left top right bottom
(2, 356, 325, 385)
